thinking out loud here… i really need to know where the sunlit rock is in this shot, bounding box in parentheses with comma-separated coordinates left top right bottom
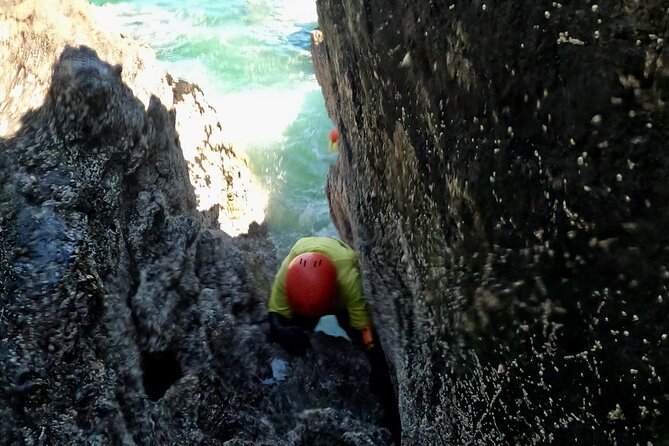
(0, 0, 266, 236)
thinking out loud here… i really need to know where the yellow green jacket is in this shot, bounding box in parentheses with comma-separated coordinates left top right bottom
(269, 237, 371, 329)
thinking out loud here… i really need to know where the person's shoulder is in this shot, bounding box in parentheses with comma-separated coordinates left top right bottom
(295, 236, 344, 248)
(322, 237, 357, 256)
(294, 236, 357, 260)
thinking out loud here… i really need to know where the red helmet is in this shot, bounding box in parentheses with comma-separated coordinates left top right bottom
(329, 129, 339, 143)
(285, 252, 336, 318)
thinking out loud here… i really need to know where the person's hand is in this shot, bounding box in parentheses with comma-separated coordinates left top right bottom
(360, 326, 374, 350)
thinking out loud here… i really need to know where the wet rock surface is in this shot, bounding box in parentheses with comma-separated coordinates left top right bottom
(313, 0, 669, 444)
(0, 1, 391, 445)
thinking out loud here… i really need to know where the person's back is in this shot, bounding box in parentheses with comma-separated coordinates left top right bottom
(269, 236, 370, 331)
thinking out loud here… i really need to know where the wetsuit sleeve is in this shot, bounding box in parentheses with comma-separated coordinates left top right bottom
(342, 268, 371, 330)
(269, 254, 293, 319)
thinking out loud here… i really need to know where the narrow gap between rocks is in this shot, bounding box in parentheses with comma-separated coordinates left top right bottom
(141, 350, 183, 401)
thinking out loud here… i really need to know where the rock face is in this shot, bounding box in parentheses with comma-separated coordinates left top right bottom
(0, 1, 390, 445)
(0, 0, 265, 236)
(313, 1, 669, 444)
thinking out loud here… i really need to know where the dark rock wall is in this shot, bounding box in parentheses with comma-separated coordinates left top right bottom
(313, 1, 669, 444)
(0, 1, 392, 444)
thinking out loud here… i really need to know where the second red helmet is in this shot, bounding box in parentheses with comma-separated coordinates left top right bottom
(285, 252, 337, 318)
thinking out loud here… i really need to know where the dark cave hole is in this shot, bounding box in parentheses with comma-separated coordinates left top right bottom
(141, 350, 183, 401)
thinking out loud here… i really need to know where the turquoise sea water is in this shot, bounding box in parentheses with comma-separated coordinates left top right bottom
(90, 0, 338, 256)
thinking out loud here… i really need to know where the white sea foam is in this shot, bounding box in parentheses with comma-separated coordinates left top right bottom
(91, 3, 192, 49)
(272, 0, 318, 25)
(93, 1, 320, 147)
(211, 84, 320, 149)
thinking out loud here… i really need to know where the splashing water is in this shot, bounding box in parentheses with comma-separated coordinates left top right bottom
(90, 0, 339, 256)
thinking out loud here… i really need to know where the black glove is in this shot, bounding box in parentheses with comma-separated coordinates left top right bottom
(269, 313, 311, 355)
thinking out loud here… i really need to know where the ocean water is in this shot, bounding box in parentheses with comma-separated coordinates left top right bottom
(90, 0, 339, 257)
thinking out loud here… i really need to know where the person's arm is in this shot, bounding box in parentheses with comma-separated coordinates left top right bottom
(268, 254, 293, 319)
(268, 251, 312, 354)
(341, 266, 374, 349)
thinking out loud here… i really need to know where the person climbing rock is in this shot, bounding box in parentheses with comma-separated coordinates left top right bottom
(329, 129, 339, 152)
(267, 236, 401, 442)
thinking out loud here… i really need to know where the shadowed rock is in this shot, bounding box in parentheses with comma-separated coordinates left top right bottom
(0, 1, 392, 444)
(313, 0, 669, 444)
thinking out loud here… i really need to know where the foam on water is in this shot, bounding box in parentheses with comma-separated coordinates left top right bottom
(211, 85, 318, 148)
